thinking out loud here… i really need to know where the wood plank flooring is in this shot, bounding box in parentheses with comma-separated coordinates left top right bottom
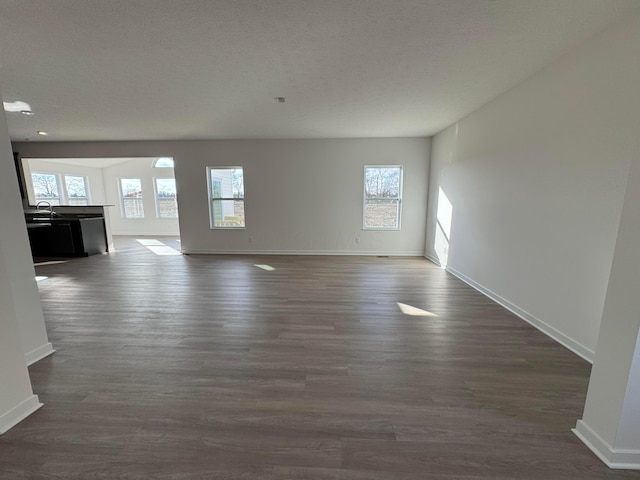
(1, 236, 638, 479)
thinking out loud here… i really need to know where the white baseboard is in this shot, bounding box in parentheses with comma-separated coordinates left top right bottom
(0, 395, 42, 435)
(113, 232, 180, 237)
(424, 253, 441, 266)
(574, 420, 640, 469)
(182, 249, 425, 256)
(25, 342, 55, 366)
(445, 265, 594, 363)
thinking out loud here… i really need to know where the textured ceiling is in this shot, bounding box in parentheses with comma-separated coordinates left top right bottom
(0, 0, 638, 142)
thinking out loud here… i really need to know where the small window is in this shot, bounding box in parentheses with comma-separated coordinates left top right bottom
(31, 172, 62, 205)
(64, 175, 89, 206)
(153, 157, 174, 168)
(119, 178, 144, 219)
(155, 178, 178, 218)
(363, 165, 402, 230)
(208, 167, 245, 228)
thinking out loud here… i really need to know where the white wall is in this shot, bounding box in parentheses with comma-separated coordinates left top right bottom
(22, 158, 107, 205)
(13, 138, 430, 255)
(574, 143, 640, 468)
(102, 158, 179, 236)
(426, 12, 640, 360)
(0, 104, 44, 434)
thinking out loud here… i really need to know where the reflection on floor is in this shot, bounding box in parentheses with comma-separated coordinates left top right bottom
(34, 260, 69, 267)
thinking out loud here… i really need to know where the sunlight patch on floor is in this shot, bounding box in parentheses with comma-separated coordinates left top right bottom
(254, 264, 275, 271)
(136, 239, 165, 246)
(146, 245, 182, 256)
(397, 302, 437, 317)
(136, 239, 182, 256)
(35, 276, 49, 282)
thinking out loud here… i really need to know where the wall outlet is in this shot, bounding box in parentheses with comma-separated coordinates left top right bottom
(355, 237, 360, 244)
(248, 236, 254, 243)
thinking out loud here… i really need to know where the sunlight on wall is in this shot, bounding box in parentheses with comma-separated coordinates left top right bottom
(435, 187, 453, 267)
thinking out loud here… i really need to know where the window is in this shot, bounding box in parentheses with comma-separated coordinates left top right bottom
(155, 178, 178, 218)
(208, 167, 245, 228)
(64, 175, 89, 205)
(363, 165, 402, 230)
(153, 157, 174, 168)
(31, 172, 62, 205)
(119, 178, 144, 219)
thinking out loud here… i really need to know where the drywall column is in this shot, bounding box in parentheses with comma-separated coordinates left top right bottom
(0, 239, 43, 434)
(0, 114, 54, 365)
(574, 155, 640, 469)
(0, 108, 43, 434)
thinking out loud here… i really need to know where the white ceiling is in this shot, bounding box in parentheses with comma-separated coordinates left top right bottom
(1, 0, 638, 142)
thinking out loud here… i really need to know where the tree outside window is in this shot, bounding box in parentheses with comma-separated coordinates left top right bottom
(120, 178, 144, 219)
(31, 173, 61, 205)
(65, 175, 89, 205)
(155, 178, 178, 218)
(363, 166, 402, 229)
(208, 167, 245, 228)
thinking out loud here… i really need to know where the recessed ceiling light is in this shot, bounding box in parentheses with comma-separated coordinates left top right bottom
(275, 97, 286, 103)
(37, 130, 48, 136)
(20, 110, 34, 116)
(3, 100, 32, 112)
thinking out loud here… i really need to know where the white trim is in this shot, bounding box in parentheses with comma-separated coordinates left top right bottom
(574, 420, 640, 469)
(182, 249, 425, 256)
(25, 342, 55, 366)
(424, 253, 441, 267)
(112, 231, 179, 237)
(445, 265, 595, 363)
(0, 395, 43, 435)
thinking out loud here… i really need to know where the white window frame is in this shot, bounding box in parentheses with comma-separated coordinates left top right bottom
(64, 174, 90, 206)
(363, 165, 403, 231)
(31, 171, 63, 205)
(154, 177, 178, 219)
(119, 177, 145, 219)
(207, 166, 245, 229)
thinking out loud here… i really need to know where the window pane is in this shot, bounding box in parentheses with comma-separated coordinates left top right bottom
(120, 178, 144, 218)
(211, 200, 245, 227)
(32, 173, 61, 204)
(153, 157, 174, 168)
(365, 199, 399, 228)
(209, 167, 245, 229)
(155, 178, 178, 218)
(365, 167, 400, 198)
(231, 169, 244, 198)
(65, 175, 88, 205)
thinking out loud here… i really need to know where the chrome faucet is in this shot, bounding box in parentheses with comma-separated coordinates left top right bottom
(36, 201, 53, 217)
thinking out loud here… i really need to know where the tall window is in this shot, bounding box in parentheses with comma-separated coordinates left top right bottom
(119, 178, 144, 219)
(64, 175, 89, 205)
(30, 172, 91, 206)
(363, 165, 402, 230)
(208, 167, 245, 228)
(31, 172, 62, 205)
(155, 178, 178, 218)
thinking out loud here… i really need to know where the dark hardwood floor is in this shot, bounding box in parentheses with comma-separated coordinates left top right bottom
(1, 236, 637, 479)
